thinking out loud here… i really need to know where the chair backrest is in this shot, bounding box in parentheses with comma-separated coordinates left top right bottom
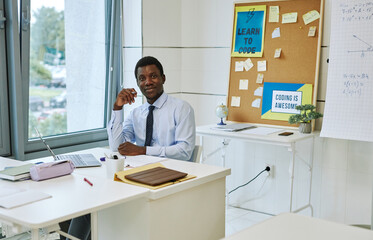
(190, 145, 202, 163)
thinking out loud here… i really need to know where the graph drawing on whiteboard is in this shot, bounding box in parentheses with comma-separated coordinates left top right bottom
(347, 35, 373, 57)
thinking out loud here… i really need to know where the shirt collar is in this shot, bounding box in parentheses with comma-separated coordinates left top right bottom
(144, 92, 168, 110)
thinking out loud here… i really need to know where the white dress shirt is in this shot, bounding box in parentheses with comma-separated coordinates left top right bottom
(107, 92, 196, 161)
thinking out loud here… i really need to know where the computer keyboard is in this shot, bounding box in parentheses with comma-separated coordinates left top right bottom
(57, 155, 87, 166)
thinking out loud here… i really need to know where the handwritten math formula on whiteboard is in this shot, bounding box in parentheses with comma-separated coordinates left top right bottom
(321, 0, 373, 142)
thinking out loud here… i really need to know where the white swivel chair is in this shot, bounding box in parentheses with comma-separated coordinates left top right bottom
(190, 145, 203, 163)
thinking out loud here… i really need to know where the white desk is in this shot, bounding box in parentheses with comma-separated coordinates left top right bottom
(0, 148, 231, 240)
(0, 157, 148, 240)
(94, 159, 230, 240)
(74, 148, 231, 240)
(222, 213, 373, 240)
(197, 124, 317, 214)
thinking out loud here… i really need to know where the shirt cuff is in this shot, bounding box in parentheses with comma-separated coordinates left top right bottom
(111, 109, 124, 123)
(146, 146, 162, 157)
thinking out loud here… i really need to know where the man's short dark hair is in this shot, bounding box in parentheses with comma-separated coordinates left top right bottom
(134, 56, 164, 78)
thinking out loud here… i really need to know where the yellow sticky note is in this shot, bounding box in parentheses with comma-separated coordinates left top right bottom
(303, 10, 320, 25)
(243, 58, 254, 71)
(274, 48, 282, 58)
(257, 61, 267, 72)
(231, 96, 241, 107)
(308, 26, 317, 37)
(239, 79, 249, 90)
(256, 73, 264, 84)
(269, 6, 279, 23)
(282, 12, 298, 24)
(235, 61, 244, 72)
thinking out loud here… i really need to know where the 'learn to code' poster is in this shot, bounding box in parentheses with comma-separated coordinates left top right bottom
(232, 5, 266, 58)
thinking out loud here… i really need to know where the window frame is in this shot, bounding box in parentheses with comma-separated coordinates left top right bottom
(5, 0, 122, 160)
(0, 0, 11, 156)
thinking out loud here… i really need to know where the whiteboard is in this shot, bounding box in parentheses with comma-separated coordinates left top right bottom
(320, 0, 373, 142)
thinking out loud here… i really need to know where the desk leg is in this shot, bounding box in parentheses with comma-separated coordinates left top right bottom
(31, 229, 39, 240)
(91, 212, 98, 240)
(221, 139, 230, 168)
(200, 135, 205, 163)
(289, 142, 296, 212)
(307, 137, 315, 216)
(289, 137, 315, 216)
(221, 138, 230, 211)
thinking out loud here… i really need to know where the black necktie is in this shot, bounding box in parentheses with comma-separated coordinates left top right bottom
(145, 105, 155, 146)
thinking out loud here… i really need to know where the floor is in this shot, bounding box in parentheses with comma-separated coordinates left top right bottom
(225, 207, 373, 238)
(225, 206, 273, 237)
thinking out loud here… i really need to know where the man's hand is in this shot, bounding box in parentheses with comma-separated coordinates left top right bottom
(113, 88, 137, 110)
(118, 142, 146, 156)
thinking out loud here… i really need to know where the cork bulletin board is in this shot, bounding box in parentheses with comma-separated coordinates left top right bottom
(227, 0, 324, 127)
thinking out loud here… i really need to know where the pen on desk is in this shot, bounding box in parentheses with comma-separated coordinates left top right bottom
(84, 177, 93, 186)
(101, 152, 111, 161)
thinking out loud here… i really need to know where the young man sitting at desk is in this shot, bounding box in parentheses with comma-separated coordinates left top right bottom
(107, 55, 196, 161)
(66, 56, 196, 240)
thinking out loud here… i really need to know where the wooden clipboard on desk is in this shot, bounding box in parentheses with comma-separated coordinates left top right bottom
(114, 162, 196, 190)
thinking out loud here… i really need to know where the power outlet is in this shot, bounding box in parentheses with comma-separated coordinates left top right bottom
(265, 164, 274, 178)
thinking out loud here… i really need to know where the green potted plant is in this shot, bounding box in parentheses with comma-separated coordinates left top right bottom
(288, 104, 323, 133)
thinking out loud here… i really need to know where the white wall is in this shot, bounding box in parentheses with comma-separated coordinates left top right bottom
(135, 0, 373, 225)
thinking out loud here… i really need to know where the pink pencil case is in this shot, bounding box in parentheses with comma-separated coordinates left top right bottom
(30, 160, 75, 181)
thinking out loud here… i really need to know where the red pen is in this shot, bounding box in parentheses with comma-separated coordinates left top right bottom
(84, 177, 93, 186)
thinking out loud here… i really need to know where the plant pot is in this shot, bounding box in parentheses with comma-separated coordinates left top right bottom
(299, 122, 312, 134)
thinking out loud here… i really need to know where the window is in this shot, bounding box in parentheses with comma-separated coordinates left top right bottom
(0, 0, 123, 159)
(0, 0, 11, 156)
(27, 1, 106, 138)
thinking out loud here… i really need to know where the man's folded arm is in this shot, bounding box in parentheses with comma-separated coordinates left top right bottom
(146, 141, 194, 161)
(147, 105, 196, 161)
(107, 110, 136, 151)
(107, 110, 124, 151)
